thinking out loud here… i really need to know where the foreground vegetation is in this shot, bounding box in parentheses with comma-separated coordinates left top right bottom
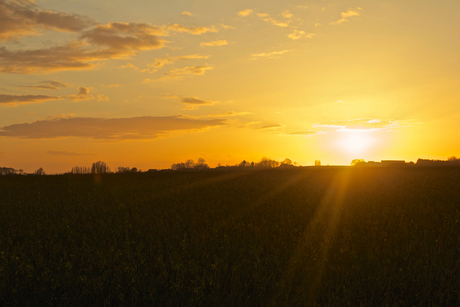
(1, 167, 460, 306)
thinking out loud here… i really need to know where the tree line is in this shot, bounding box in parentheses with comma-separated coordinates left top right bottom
(2, 156, 459, 176)
(70, 161, 140, 174)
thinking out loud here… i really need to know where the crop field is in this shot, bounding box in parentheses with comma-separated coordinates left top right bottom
(1, 167, 460, 306)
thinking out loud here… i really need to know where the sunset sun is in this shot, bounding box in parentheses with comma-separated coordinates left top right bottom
(338, 132, 375, 155)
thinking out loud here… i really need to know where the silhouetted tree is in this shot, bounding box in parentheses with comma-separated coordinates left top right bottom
(194, 158, 209, 170)
(314, 160, 321, 166)
(34, 167, 45, 175)
(117, 166, 131, 173)
(171, 162, 185, 170)
(351, 159, 366, 166)
(281, 158, 293, 166)
(239, 160, 249, 168)
(257, 157, 279, 168)
(91, 161, 110, 174)
(185, 159, 195, 169)
(71, 166, 91, 174)
(172, 158, 209, 170)
(131, 167, 138, 173)
(0, 167, 16, 175)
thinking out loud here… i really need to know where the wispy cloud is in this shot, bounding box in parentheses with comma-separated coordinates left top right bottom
(118, 63, 138, 69)
(46, 150, 96, 156)
(66, 87, 90, 102)
(313, 118, 410, 131)
(182, 11, 192, 17)
(0, 116, 226, 140)
(80, 22, 167, 50)
(149, 54, 210, 68)
(331, 8, 362, 25)
(286, 130, 319, 135)
(0, 20, 168, 74)
(181, 97, 216, 109)
(168, 23, 217, 35)
(12, 80, 70, 90)
(252, 50, 290, 58)
(257, 124, 285, 130)
(238, 9, 253, 17)
(0, 0, 94, 41)
(0, 93, 62, 106)
(257, 13, 289, 27)
(200, 40, 228, 47)
(167, 65, 213, 76)
(288, 30, 315, 40)
(179, 111, 251, 119)
(145, 65, 213, 82)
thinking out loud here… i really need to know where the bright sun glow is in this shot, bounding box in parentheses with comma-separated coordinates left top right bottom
(338, 132, 375, 155)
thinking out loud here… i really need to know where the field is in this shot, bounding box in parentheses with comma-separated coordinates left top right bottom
(1, 167, 460, 306)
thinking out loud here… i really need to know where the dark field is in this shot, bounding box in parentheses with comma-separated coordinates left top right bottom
(1, 168, 460, 306)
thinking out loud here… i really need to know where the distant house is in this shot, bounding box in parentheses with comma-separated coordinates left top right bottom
(381, 160, 406, 167)
(416, 159, 460, 167)
(354, 160, 414, 167)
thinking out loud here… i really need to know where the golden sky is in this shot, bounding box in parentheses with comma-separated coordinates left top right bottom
(1, 0, 459, 173)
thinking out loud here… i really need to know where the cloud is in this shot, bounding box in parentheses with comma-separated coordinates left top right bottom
(145, 65, 213, 82)
(257, 124, 284, 129)
(80, 22, 166, 50)
(161, 94, 180, 100)
(219, 24, 235, 29)
(182, 11, 192, 16)
(13, 80, 70, 90)
(107, 84, 119, 87)
(168, 23, 217, 35)
(0, 0, 94, 41)
(167, 66, 213, 76)
(46, 150, 96, 156)
(288, 30, 315, 40)
(282, 10, 294, 19)
(149, 54, 210, 68)
(201, 111, 250, 117)
(200, 40, 228, 47)
(179, 111, 251, 119)
(257, 13, 289, 27)
(0, 116, 226, 140)
(287, 130, 318, 135)
(313, 118, 407, 131)
(181, 97, 216, 109)
(331, 8, 361, 25)
(252, 50, 290, 58)
(0, 21, 168, 74)
(0, 42, 96, 73)
(238, 9, 253, 17)
(97, 95, 109, 101)
(0, 93, 62, 106)
(66, 87, 90, 102)
(119, 63, 138, 69)
(140, 68, 158, 73)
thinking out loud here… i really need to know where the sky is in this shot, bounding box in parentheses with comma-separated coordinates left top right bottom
(1, 0, 459, 173)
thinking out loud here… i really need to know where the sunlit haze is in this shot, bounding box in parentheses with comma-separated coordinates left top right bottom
(1, 0, 459, 173)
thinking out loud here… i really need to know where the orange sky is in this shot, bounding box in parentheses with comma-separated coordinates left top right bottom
(1, 0, 459, 173)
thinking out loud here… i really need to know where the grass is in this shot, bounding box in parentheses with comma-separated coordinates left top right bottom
(1, 167, 460, 306)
